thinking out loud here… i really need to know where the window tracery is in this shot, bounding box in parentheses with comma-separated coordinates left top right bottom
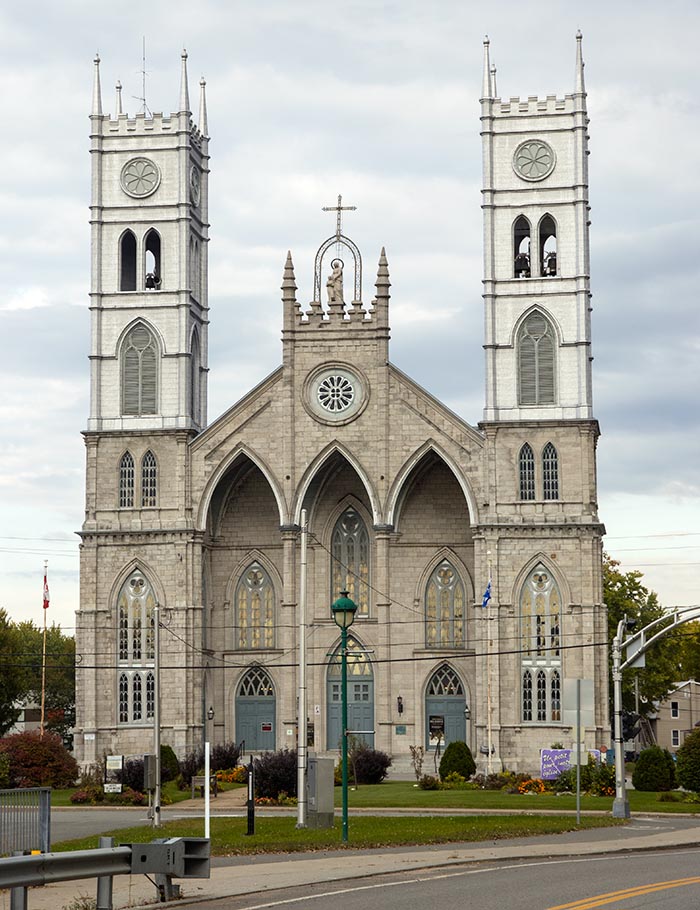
(331, 507, 370, 616)
(520, 565, 562, 723)
(235, 563, 275, 650)
(425, 560, 465, 648)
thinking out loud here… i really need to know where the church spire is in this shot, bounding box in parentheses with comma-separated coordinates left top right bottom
(179, 48, 190, 112)
(92, 54, 103, 116)
(199, 77, 208, 136)
(282, 251, 300, 329)
(115, 80, 123, 117)
(481, 36, 492, 100)
(373, 247, 391, 328)
(575, 31, 586, 95)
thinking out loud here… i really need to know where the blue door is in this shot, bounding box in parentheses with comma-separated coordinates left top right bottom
(425, 665, 467, 750)
(327, 636, 374, 749)
(236, 667, 276, 751)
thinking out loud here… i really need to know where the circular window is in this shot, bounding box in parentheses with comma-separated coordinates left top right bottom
(189, 165, 201, 206)
(120, 157, 161, 198)
(304, 365, 368, 425)
(513, 139, 556, 182)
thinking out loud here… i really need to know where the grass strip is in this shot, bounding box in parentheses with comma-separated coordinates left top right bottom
(53, 814, 624, 856)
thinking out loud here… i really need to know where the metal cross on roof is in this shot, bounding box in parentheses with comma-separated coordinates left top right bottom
(322, 194, 357, 238)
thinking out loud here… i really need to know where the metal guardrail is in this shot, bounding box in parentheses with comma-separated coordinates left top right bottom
(0, 838, 210, 908)
(0, 788, 51, 856)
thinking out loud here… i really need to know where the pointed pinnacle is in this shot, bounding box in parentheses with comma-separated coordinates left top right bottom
(376, 247, 390, 290)
(92, 54, 103, 116)
(575, 30, 586, 95)
(481, 36, 492, 100)
(115, 80, 123, 116)
(179, 48, 190, 112)
(199, 77, 208, 136)
(282, 251, 297, 296)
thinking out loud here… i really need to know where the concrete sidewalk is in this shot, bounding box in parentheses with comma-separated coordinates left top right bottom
(5, 818, 700, 910)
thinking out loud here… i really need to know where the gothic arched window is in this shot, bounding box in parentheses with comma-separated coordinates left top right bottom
(117, 571, 156, 725)
(122, 324, 158, 416)
(144, 229, 162, 290)
(539, 214, 557, 276)
(190, 329, 201, 424)
(518, 312, 555, 406)
(235, 563, 275, 650)
(120, 230, 137, 291)
(119, 452, 134, 508)
(520, 564, 562, 723)
(141, 450, 157, 507)
(542, 442, 559, 500)
(519, 443, 536, 501)
(425, 560, 465, 648)
(331, 507, 370, 616)
(513, 216, 531, 278)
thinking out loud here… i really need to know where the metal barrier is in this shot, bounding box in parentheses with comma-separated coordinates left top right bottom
(0, 789, 50, 856)
(0, 837, 210, 909)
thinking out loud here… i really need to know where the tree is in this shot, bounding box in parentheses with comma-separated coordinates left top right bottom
(0, 612, 75, 744)
(676, 620, 700, 682)
(0, 610, 24, 736)
(604, 555, 682, 718)
(677, 728, 700, 793)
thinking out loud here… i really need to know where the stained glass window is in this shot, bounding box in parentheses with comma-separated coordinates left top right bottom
(425, 560, 465, 648)
(331, 507, 370, 616)
(520, 564, 563, 723)
(235, 563, 275, 650)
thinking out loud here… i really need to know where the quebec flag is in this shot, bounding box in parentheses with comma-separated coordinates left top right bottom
(481, 579, 492, 609)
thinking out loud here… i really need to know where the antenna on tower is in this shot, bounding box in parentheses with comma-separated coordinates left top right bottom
(132, 36, 152, 117)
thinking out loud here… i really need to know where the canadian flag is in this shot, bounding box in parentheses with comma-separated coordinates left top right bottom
(43, 566, 50, 610)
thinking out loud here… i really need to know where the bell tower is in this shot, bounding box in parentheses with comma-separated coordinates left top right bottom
(87, 50, 209, 434)
(481, 32, 591, 422)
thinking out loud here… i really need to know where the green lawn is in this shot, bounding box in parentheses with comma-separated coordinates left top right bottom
(339, 781, 700, 814)
(49, 780, 193, 807)
(52, 814, 624, 856)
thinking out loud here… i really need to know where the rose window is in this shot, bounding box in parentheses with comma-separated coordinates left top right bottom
(513, 140, 555, 181)
(120, 158, 161, 198)
(317, 374, 355, 412)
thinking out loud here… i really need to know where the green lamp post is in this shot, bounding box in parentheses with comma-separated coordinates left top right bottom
(331, 590, 358, 843)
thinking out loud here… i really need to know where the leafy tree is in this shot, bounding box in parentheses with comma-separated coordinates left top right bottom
(0, 730, 78, 787)
(0, 610, 25, 736)
(604, 555, 681, 718)
(676, 728, 700, 792)
(676, 621, 700, 682)
(631, 745, 673, 791)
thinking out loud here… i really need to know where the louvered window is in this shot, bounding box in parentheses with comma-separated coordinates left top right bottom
(141, 450, 157, 507)
(331, 507, 370, 616)
(543, 442, 559, 500)
(519, 444, 535, 500)
(119, 452, 134, 508)
(425, 560, 466, 648)
(122, 324, 158, 416)
(520, 565, 562, 723)
(518, 313, 555, 405)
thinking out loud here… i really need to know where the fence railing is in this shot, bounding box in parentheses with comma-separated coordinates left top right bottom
(0, 788, 51, 856)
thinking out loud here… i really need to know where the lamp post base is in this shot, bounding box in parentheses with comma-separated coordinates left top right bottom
(612, 796, 630, 818)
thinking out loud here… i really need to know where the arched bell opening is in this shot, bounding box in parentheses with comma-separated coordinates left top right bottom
(539, 215, 557, 277)
(513, 216, 531, 278)
(144, 229, 162, 290)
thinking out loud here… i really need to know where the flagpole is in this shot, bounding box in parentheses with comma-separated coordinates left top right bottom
(484, 552, 493, 775)
(40, 560, 48, 738)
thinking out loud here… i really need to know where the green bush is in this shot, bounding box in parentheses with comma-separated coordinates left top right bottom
(160, 745, 180, 783)
(0, 731, 78, 788)
(632, 745, 673, 791)
(0, 752, 10, 788)
(349, 743, 392, 784)
(418, 774, 440, 790)
(677, 728, 700, 792)
(254, 749, 297, 800)
(438, 741, 476, 781)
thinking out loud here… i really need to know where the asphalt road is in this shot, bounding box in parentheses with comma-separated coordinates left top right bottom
(172, 848, 700, 910)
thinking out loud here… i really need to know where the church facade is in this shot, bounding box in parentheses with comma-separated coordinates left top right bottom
(74, 36, 608, 775)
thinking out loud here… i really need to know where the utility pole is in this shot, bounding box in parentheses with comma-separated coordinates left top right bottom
(612, 617, 630, 818)
(152, 603, 161, 828)
(296, 509, 308, 828)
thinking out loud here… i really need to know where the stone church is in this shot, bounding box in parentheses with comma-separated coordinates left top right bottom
(74, 35, 609, 775)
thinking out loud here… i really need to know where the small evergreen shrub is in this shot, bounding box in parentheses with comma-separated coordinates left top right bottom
(160, 745, 180, 783)
(439, 741, 476, 781)
(211, 741, 242, 772)
(349, 743, 392, 784)
(254, 749, 297, 800)
(676, 728, 700, 792)
(418, 774, 440, 790)
(632, 745, 673, 792)
(0, 731, 78, 788)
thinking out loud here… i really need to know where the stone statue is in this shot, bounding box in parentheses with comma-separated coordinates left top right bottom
(326, 259, 344, 305)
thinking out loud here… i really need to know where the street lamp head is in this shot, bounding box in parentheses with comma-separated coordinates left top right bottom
(331, 590, 358, 630)
(207, 706, 215, 721)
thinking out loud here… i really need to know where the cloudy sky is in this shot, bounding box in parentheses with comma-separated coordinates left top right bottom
(1, 0, 698, 632)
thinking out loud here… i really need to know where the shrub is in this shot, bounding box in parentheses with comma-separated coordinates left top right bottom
(439, 741, 476, 781)
(418, 774, 440, 790)
(677, 729, 700, 792)
(349, 743, 392, 785)
(472, 771, 528, 791)
(210, 741, 242, 773)
(160, 745, 180, 783)
(118, 758, 145, 792)
(0, 752, 10, 788)
(179, 747, 204, 786)
(555, 757, 615, 796)
(254, 749, 297, 800)
(0, 731, 78, 788)
(632, 745, 673, 792)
